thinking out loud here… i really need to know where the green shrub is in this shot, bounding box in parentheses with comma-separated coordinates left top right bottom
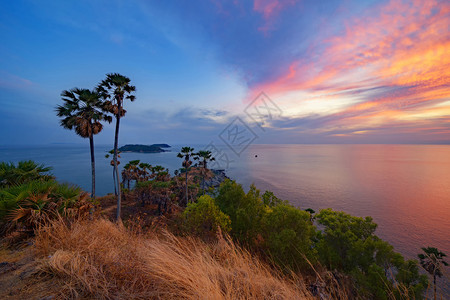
(0, 160, 53, 188)
(261, 203, 317, 270)
(215, 181, 317, 271)
(215, 180, 265, 243)
(262, 190, 287, 207)
(0, 180, 89, 233)
(212, 183, 428, 298)
(316, 208, 378, 271)
(183, 195, 231, 238)
(316, 208, 427, 299)
(135, 180, 172, 190)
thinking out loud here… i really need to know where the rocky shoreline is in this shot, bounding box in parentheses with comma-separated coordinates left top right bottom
(204, 169, 229, 188)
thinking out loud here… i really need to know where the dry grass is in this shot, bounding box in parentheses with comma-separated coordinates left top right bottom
(34, 218, 318, 299)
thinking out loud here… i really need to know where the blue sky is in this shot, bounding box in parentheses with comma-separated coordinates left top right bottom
(1, 0, 449, 146)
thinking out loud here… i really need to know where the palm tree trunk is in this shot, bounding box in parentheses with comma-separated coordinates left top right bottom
(113, 113, 121, 221)
(202, 176, 205, 195)
(433, 274, 436, 300)
(112, 167, 117, 195)
(202, 160, 207, 195)
(185, 170, 188, 206)
(89, 134, 95, 199)
(202, 167, 205, 195)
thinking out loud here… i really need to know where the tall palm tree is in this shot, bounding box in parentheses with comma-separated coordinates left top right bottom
(97, 73, 136, 221)
(418, 247, 448, 300)
(195, 150, 215, 194)
(56, 88, 111, 200)
(177, 147, 195, 206)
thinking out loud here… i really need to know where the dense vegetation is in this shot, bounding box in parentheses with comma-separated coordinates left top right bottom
(0, 161, 90, 235)
(2, 157, 447, 299)
(212, 180, 429, 299)
(0, 160, 54, 188)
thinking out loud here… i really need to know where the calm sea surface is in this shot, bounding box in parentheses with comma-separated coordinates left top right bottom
(1, 144, 449, 291)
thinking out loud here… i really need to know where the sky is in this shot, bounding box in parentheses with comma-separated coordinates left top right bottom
(0, 0, 449, 146)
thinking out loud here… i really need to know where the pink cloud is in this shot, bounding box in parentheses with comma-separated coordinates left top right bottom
(253, 0, 298, 33)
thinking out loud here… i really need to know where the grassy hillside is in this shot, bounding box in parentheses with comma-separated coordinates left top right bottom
(1, 218, 324, 299)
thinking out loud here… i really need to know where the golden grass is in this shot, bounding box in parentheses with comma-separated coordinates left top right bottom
(34, 218, 317, 299)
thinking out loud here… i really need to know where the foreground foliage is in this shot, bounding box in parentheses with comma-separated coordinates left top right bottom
(209, 180, 429, 299)
(34, 218, 316, 299)
(316, 209, 428, 299)
(0, 161, 90, 234)
(0, 180, 90, 233)
(0, 160, 53, 188)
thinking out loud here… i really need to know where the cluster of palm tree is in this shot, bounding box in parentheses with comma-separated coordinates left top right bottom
(121, 160, 169, 190)
(176, 147, 215, 206)
(56, 73, 135, 221)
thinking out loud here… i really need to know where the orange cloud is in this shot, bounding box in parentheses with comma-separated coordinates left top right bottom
(250, 0, 450, 141)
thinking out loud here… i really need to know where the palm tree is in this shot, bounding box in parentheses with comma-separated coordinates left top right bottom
(177, 147, 195, 206)
(138, 162, 152, 181)
(105, 149, 122, 195)
(152, 165, 169, 181)
(56, 88, 111, 200)
(418, 247, 448, 300)
(121, 162, 134, 190)
(195, 150, 215, 194)
(97, 73, 136, 221)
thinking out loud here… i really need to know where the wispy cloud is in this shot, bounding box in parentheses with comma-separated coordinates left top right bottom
(253, 0, 298, 33)
(0, 71, 35, 90)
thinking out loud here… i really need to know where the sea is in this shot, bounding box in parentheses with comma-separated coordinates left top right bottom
(1, 144, 449, 293)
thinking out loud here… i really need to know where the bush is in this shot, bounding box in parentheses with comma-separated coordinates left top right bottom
(316, 208, 427, 299)
(215, 181, 317, 271)
(215, 180, 264, 243)
(316, 208, 378, 271)
(262, 190, 287, 207)
(183, 195, 231, 238)
(0, 180, 90, 233)
(0, 160, 53, 188)
(261, 204, 317, 270)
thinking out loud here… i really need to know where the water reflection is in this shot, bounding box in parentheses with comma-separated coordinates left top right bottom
(229, 144, 450, 260)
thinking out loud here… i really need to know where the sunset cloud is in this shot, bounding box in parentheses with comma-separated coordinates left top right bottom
(249, 0, 450, 142)
(253, 0, 298, 33)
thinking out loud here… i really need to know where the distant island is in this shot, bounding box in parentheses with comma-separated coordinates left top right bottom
(118, 144, 171, 153)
